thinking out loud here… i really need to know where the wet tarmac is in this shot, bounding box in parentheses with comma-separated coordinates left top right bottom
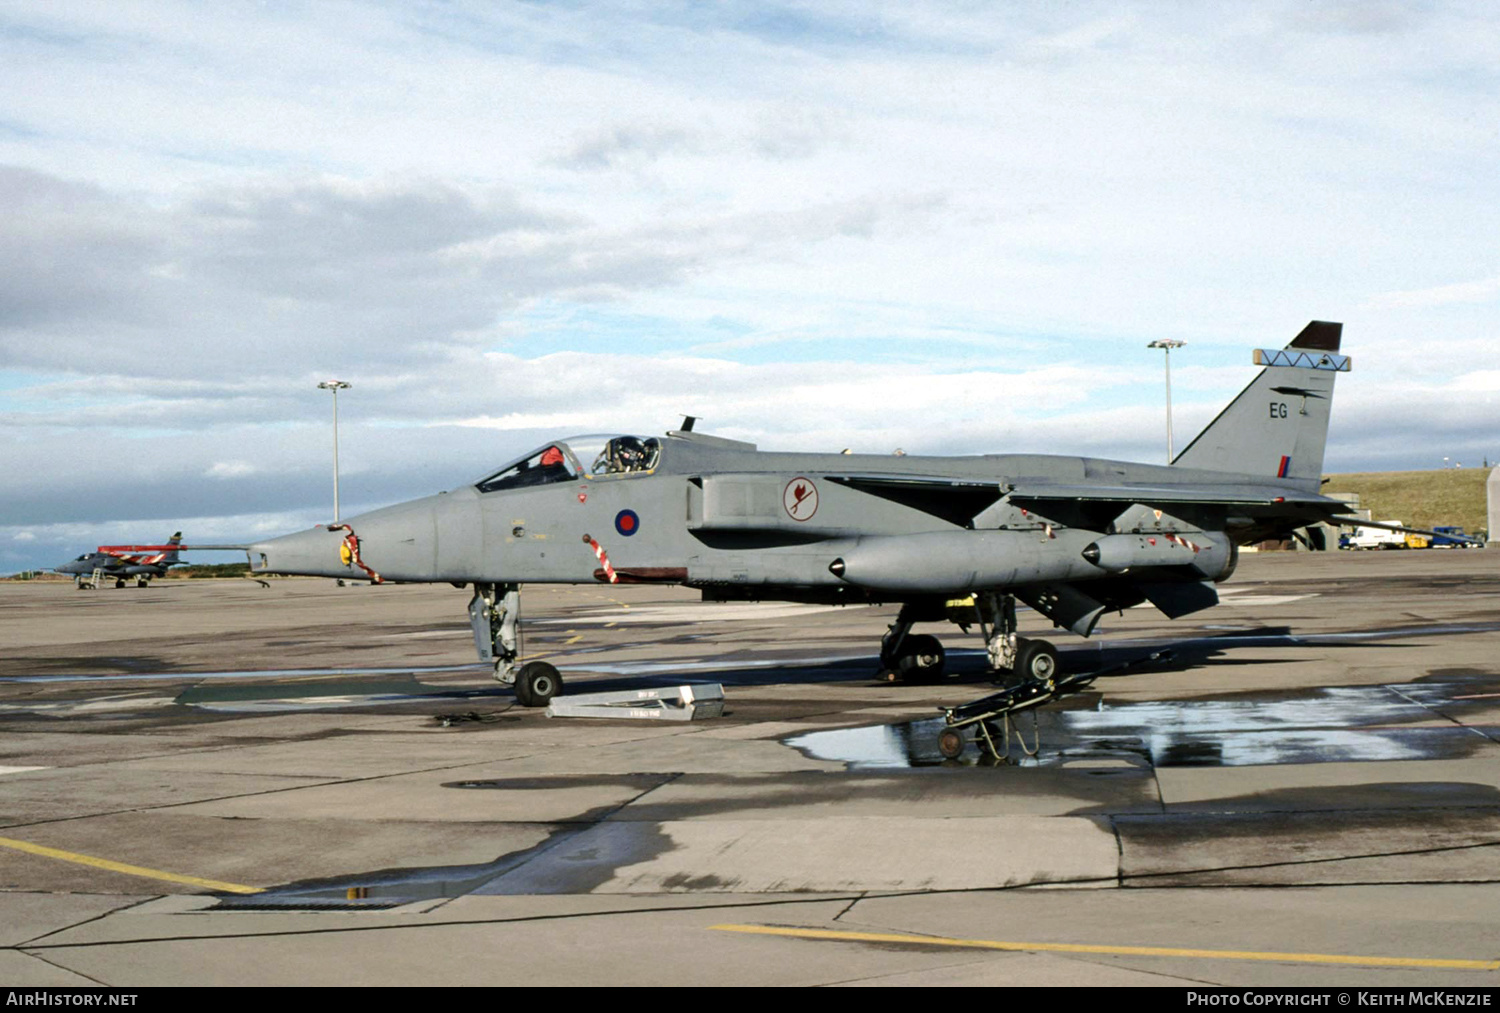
(787, 679, 1500, 770)
(3, 551, 1500, 986)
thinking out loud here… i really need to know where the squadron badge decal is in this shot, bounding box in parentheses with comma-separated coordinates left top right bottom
(783, 477, 818, 521)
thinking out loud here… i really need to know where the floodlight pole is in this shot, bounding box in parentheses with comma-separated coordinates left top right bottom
(317, 380, 351, 521)
(1147, 340, 1186, 463)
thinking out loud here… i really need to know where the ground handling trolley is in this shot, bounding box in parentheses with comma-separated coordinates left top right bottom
(936, 648, 1175, 761)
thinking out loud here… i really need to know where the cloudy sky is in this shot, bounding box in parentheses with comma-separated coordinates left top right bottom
(1, 1, 1497, 573)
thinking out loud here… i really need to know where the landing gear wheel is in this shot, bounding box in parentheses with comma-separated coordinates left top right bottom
(114, 579, 125, 589)
(1013, 639, 1059, 682)
(937, 727, 966, 759)
(895, 634, 946, 682)
(514, 661, 563, 708)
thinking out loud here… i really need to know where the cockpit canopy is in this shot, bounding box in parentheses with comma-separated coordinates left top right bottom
(475, 434, 662, 494)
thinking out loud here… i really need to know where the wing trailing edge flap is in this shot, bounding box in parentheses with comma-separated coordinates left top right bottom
(1014, 584, 1109, 637)
(1018, 577, 1218, 634)
(1137, 580, 1220, 619)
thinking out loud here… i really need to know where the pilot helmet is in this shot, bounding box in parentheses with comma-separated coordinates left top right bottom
(614, 436, 645, 468)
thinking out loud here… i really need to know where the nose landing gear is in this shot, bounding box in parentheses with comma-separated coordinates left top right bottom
(469, 582, 565, 708)
(876, 592, 1057, 688)
(514, 661, 562, 708)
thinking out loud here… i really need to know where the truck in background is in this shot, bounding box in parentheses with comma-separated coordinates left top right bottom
(1431, 526, 1478, 548)
(1344, 522, 1408, 550)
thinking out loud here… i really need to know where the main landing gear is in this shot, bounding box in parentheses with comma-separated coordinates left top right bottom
(469, 582, 564, 708)
(879, 607, 947, 682)
(877, 591, 1059, 687)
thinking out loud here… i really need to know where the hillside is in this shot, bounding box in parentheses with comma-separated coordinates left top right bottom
(1323, 468, 1491, 537)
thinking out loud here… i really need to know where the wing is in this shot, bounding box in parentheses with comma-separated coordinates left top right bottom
(1006, 481, 1344, 513)
(825, 475, 1004, 527)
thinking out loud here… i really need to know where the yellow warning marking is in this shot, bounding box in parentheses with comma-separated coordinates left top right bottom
(563, 635, 583, 645)
(0, 836, 263, 895)
(708, 924, 1500, 971)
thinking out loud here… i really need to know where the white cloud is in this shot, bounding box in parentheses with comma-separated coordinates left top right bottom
(1365, 275, 1500, 310)
(1452, 372, 1500, 393)
(0, 2, 1497, 571)
(206, 461, 257, 479)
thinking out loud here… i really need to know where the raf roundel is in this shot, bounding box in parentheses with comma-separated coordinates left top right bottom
(614, 509, 640, 537)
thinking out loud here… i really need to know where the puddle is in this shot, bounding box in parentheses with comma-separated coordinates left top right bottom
(216, 850, 543, 909)
(785, 716, 1040, 768)
(786, 682, 1499, 770)
(176, 674, 511, 714)
(216, 792, 672, 908)
(576, 653, 878, 677)
(0, 663, 489, 685)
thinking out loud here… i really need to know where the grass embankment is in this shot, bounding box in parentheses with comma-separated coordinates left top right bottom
(1323, 468, 1490, 537)
(167, 563, 252, 578)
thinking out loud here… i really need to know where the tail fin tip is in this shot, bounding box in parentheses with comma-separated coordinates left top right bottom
(1290, 320, 1342, 352)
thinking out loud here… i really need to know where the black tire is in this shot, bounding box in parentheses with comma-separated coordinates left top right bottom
(896, 633, 946, 681)
(937, 727, 966, 759)
(115, 579, 126, 589)
(1013, 639, 1059, 682)
(515, 661, 562, 708)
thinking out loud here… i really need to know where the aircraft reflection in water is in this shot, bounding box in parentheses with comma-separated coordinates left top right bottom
(55, 533, 185, 589)
(249, 322, 1355, 708)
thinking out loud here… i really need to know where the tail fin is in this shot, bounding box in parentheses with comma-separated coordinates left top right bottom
(1171, 321, 1347, 488)
(163, 532, 183, 564)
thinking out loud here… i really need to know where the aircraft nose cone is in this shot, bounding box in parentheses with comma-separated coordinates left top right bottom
(250, 525, 354, 579)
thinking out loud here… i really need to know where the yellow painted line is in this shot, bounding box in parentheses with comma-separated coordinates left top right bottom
(563, 635, 583, 645)
(708, 924, 1500, 972)
(0, 836, 263, 895)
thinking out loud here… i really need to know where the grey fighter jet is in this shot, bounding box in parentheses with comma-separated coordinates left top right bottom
(249, 322, 1355, 707)
(56, 533, 185, 589)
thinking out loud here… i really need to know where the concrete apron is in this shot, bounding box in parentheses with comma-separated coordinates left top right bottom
(477, 816, 1121, 895)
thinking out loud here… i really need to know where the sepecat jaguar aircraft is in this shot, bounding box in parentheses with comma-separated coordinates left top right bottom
(246, 321, 1355, 708)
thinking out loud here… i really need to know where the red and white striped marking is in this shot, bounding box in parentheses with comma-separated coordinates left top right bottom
(328, 524, 384, 584)
(584, 534, 618, 584)
(1164, 532, 1202, 553)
